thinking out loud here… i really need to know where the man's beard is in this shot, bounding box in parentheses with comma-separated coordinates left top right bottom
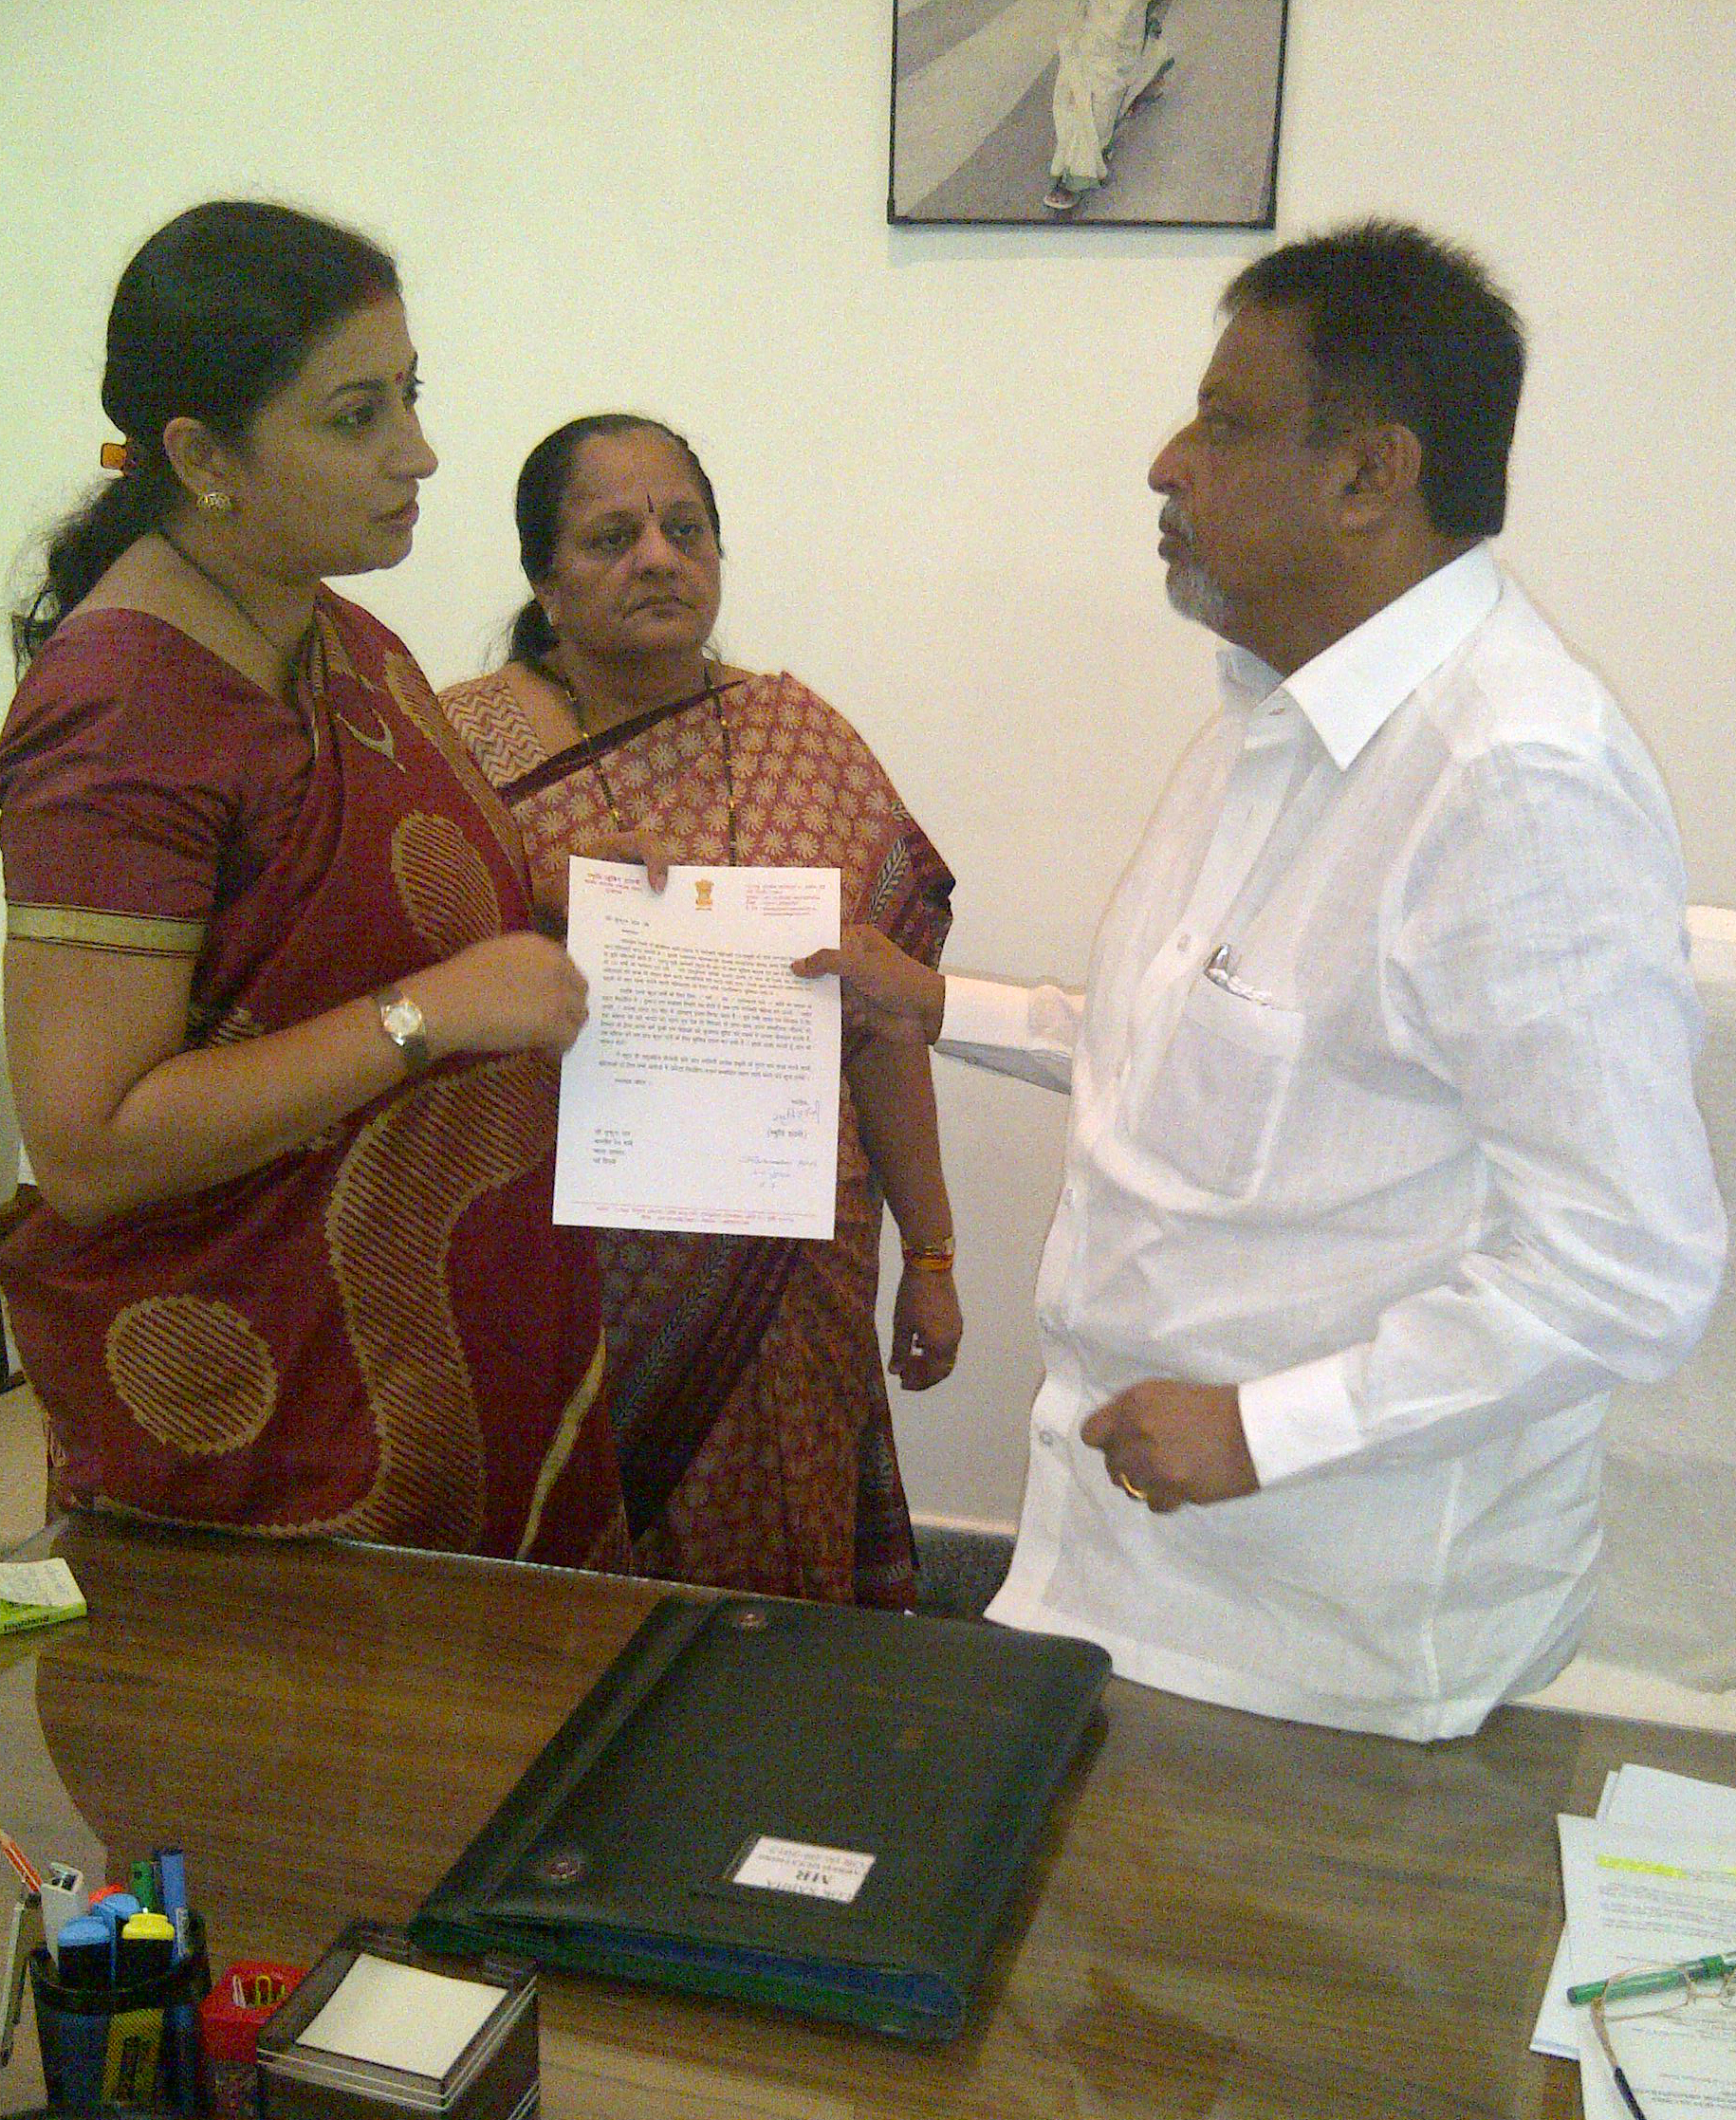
(1159, 505, 1232, 635)
(1166, 560, 1232, 633)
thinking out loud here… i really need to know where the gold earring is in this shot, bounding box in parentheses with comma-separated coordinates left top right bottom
(196, 490, 232, 516)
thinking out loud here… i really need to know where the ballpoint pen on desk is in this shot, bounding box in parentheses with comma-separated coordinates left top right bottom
(1566, 1948, 1736, 2006)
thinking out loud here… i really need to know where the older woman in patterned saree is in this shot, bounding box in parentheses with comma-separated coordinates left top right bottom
(0, 202, 627, 1568)
(440, 415, 960, 1606)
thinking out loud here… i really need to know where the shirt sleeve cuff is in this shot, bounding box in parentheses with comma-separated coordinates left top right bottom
(1238, 1351, 1365, 1487)
(937, 974, 1038, 1052)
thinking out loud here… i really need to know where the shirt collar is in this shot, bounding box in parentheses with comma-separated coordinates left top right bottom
(1215, 544, 1502, 770)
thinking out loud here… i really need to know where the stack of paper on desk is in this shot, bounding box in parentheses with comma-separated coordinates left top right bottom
(1534, 1764, 1736, 2117)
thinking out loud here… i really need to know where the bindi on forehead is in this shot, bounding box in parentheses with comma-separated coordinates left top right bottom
(565, 451, 700, 518)
(318, 356, 418, 409)
(563, 491, 698, 538)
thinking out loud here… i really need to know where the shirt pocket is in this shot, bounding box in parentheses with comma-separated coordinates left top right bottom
(1126, 972, 1307, 1200)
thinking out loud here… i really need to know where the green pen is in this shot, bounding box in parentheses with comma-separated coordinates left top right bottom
(1567, 1949, 1736, 2006)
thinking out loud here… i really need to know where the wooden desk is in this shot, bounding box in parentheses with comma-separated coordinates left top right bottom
(4, 1516, 1732, 2119)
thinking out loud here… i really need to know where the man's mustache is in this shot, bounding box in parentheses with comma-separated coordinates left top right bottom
(1158, 501, 1192, 545)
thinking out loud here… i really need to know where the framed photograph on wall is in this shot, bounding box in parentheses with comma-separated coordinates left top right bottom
(889, 0, 1289, 228)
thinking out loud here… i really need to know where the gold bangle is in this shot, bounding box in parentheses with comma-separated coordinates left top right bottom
(901, 1237, 955, 1273)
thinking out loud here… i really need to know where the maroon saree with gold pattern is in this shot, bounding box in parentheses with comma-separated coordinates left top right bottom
(0, 595, 627, 1567)
(440, 668, 952, 1606)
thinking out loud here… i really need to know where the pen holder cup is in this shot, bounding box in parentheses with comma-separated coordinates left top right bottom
(29, 1914, 210, 2113)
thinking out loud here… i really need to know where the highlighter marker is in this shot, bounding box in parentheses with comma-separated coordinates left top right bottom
(43, 1914, 116, 2110)
(37, 1922, 112, 2114)
(119, 1910, 175, 1985)
(129, 1858, 161, 1913)
(44, 2019, 108, 2111)
(85, 1884, 127, 1925)
(53, 1914, 113, 1988)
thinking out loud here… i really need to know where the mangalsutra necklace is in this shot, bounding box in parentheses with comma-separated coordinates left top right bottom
(158, 531, 311, 677)
(546, 658, 742, 866)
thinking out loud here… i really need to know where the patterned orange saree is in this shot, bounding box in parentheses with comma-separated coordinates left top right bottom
(441, 668, 952, 1604)
(0, 593, 627, 1567)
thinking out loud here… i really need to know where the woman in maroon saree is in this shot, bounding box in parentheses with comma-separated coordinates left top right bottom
(441, 415, 959, 1605)
(0, 202, 626, 1567)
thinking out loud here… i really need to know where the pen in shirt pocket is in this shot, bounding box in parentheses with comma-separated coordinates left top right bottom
(1202, 943, 1275, 1005)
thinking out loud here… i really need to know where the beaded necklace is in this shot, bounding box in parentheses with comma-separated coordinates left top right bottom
(542, 659, 742, 866)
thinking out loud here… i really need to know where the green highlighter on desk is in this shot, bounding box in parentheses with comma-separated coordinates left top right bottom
(410, 1595, 1110, 2040)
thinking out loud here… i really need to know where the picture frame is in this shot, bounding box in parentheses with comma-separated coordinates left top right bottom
(889, 0, 1289, 229)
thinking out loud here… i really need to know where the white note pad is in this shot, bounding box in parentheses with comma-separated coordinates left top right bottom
(298, 1954, 504, 2079)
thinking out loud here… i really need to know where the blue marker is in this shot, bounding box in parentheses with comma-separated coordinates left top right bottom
(155, 1847, 198, 2109)
(88, 1890, 140, 1978)
(37, 1915, 111, 2111)
(53, 1914, 112, 1988)
(155, 1849, 190, 1963)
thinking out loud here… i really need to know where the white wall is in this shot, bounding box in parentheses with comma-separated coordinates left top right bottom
(2, 1, 1732, 1529)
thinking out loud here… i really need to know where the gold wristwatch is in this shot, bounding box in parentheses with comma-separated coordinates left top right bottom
(372, 983, 430, 1077)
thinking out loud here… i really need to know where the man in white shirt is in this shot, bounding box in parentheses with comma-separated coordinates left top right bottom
(798, 220, 1727, 1740)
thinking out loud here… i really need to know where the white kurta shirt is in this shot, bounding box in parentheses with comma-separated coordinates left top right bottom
(946, 546, 1726, 1740)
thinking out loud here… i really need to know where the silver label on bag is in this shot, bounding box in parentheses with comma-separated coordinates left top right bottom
(729, 1835, 875, 1904)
